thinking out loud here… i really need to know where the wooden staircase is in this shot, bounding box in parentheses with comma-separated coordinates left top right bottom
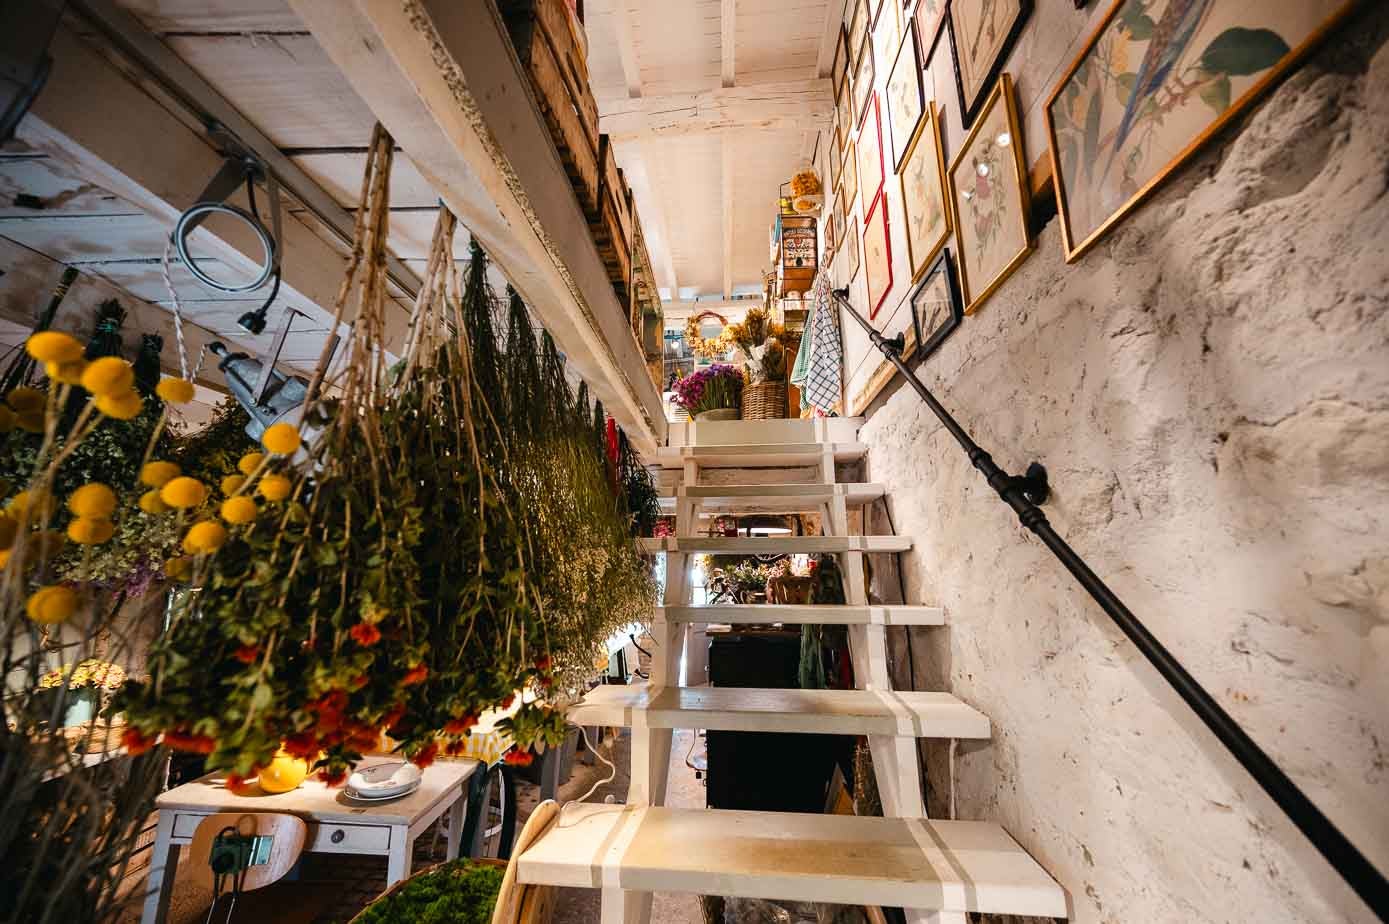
(515, 419, 1067, 922)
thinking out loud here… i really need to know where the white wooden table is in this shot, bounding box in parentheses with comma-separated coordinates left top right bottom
(140, 757, 478, 924)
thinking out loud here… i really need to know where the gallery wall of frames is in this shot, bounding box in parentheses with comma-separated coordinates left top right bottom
(817, 0, 1361, 416)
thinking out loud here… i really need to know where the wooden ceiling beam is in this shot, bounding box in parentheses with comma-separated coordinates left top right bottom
(288, 0, 666, 451)
(815, 0, 843, 79)
(609, 0, 644, 98)
(721, 136, 735, 300)
(599, 78, 834, 142)
(721, 0, 737, 89)
(622, 149, 679, 297)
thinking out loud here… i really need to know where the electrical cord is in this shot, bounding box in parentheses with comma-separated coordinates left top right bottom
(173, 199, 275, 294)
(239, 176, 282, 334)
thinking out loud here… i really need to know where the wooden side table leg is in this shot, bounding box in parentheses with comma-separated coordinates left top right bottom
(600, 888, 651, 924)
(387, 830, 411, 885)
(445, 787, 466, 861)
(140, 812, 180, 924)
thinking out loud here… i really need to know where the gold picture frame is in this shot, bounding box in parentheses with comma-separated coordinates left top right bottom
(899, 100, 952, 284)
(842, 137, 859, 220)
(846, 214, 861, 281)
(852, 33, 875, 130)
(847, 0, 868, 70)
(947, 73, 1032, 315)
(1046, 0, 1361, 263)
(857, 94, 885, 214)
(832, 184, 847, 256)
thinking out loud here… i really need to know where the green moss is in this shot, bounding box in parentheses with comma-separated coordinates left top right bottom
(354, 859, 504, 924)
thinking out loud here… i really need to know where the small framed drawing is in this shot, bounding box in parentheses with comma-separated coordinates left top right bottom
(846, 214, 861, 281)
(832, 25, 850, 97)
(835, 78, 852, 143)
(910, 248, 963, 363)
(832, 185, 847, 255)
(872, 0, 901, 75)
(829, 130, 842, 189)
(947, 0, 1031, 128)
(823, 207, 836, 255)
(1046, 0, 1360, 262)
(869, 0, 886, 28)
(948, 73, 1032, 314)
(846, 0, 868, 69)
(857, 94, 885, 214)
(863, 189, 893, 320)
(914, 0, 947, 53)
(900, 100, 951, 283)
(885, 20, 924, 172)
(842, 138, 859, 218)
(852, 36, 875, 129)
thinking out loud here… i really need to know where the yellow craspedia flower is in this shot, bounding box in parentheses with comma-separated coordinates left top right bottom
(182, 520, 227, 555)
(220, 495, 258, 525)
(96, 389, 143, 420)
(17, 411, 44, 433)
(138, 490, 170, 515)
(164, 556, 192, 581)
(0, 549, 9, 569)
(67, 483, 117, 519)
(238, 452, 265, 476)
(26, 331, 84, 365)
(67, 516, 114, 545)
(0, 406, 14, 432)
(80, 357, 134, 397)
(156, 377, 196, 404)
(0, 515, 15, 550)
(257, 474, 292, 502)
(140, 461, 181, 488)
(8, 490, 43, 515)
(45, 359, 87, 385)
(160, 476, 208, 509)
(261, 423, 301, 455)
(220, 474, 246, 496)
(26, 585, 79, 625)
(5, 386, 44, 413)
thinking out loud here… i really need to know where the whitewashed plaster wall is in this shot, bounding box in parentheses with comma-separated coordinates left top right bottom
(849, 5, 1389, 922)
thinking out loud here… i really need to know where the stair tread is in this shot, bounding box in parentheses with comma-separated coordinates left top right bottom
(659, 604, 944, 625)
(569, 684, 990, 738)
(658, 483, 886, 513)
(516, 805, 1067, 918)
(640, 536, 911, 553)
(656, 442, 866, 469)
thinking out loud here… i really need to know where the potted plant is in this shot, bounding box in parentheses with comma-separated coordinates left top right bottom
(350, 857, 506, 924)
(720, 307, 796, 420)
(673, 364, 744, 421)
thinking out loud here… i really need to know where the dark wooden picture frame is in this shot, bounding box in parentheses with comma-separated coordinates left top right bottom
(910, 247, 964, 362)
(913, 0, 948, 56)
(852, 31, 875, 130)
(946, 0, 1032, 129)
(885, 18, 925, 172)
(832, 25, 851, 97)
(846, 0, 868, 71)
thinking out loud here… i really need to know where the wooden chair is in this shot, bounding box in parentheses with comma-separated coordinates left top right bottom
(187, 812, 307, 921)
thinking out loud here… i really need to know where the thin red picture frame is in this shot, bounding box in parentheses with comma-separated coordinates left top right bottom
(858, 93, 886, 214)
(864, 187, 894, 320)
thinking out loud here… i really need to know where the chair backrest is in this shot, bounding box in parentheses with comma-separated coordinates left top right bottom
(188, 812, 308, 894)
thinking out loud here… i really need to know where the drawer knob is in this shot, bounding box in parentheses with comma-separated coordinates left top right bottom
(330, 829, 345, 844)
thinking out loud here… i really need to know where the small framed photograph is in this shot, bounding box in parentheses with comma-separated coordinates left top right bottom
(863, 188, 893, 319)
(856, 93, 885, 214)
(885, 19, 924, 172)
(947, 0, 1032, 128)
(910, 248, 964, 363)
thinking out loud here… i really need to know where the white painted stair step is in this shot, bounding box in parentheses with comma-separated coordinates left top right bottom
(659, 603, 944, 625)
(640, 535, 911, 554)
(655, 441, 867, 469)
(516, 804, 1068, 918)
(568, 684, 990, 739)
(659, 482, 886, 513)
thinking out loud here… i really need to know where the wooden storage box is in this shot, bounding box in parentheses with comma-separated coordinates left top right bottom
(500, 0, 601, 215)
(590, 136, 633, 299)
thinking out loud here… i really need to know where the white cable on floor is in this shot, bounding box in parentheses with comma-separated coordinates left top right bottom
(571, 724, 617, 805)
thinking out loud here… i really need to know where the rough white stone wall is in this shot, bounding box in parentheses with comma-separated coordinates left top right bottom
(856, 8, 1389, 923)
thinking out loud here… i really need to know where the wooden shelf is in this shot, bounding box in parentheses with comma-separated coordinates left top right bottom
(658, 603, 944, 626)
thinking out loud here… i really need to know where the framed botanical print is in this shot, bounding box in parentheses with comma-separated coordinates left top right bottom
(947, 0, 1031, 128)
(832, 25, 850, 97)
(872, 0, 902, 75)
(832, 185, 847, 255)
(842, 137, 859, 214)
(829, 130, 842, 190)
(852, 36, 875, 129)
(910, 248, 963, 362)
(1046, 0, 1360, 262)
(947, 73, 1032, 314)
(847, 0, 868, 70)
(870, 0, 887, 28)
(835, 78, 852, 143)
(857, 94, 885, 214)
(885, 20, 925, 171)
(846, 214, 861, 281)
(863, 189, 893, 319)
(914, 0, 948, 53)
(900, 101, 951, 283)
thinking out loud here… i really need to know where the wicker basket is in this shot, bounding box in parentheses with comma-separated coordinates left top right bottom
(351, 858, 552, 924)
(741, 381, 788, 419)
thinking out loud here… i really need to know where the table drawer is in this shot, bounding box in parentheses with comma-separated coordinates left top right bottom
(307, 821, 392, 854)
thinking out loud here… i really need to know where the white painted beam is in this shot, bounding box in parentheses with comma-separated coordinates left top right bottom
(599, 78, 834, 141)
(608, 0, 643, 99)
(815, 0, 844, 78)
(720, 0, 737, 89)
(622, 148, 678, 295)
(289, 0, 666, 452)
(721, 136, 735, 299)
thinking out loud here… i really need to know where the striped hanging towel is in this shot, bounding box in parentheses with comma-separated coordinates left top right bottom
(789, 296, 816, 414)
(803, 272, 842, 415)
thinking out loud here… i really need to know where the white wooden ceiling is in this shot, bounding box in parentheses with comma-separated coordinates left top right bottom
(584, 0, 839, 304)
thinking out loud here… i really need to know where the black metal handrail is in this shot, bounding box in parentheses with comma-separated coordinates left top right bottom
(830, 288, 1389, 921)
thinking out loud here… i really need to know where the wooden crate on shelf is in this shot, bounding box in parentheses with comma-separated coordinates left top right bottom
(628, 207, 664, 389)
(499, 0, 601, 214)
(591, 136, 633, 301)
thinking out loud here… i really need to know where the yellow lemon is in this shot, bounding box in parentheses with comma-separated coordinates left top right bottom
(6, 386, 45, 413)
(67, 483, 117, 519)
(237, 452, 265, 476)
(96, 390, 143, 420)
(67, 516, 114, 545)
(258, 750, 310, 794)
(80, 357, 134, 397)
(45, 359, 87, 386)
(257, 474, 292, 502)
(155, 377, 196, 405)
(261, 423, 301, 455)
(26, 331, 84, 365)
(220, 495, 258, 525)
(140, 461, 181, 488)
(138, 489, 170, 515)
(182, 520, 227, 555)
(220, 474, 246, 496)
(160, 476, 208, 509)
(26, 585, 79, 625)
